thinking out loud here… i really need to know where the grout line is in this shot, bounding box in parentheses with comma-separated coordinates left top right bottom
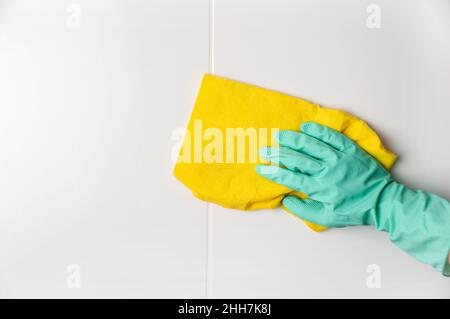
(209, 0, 215, 74)
(206, 204, 213, 298)
(205, 0, 215, 299)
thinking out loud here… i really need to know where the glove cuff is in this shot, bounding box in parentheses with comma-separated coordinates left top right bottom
(374, 181, 450, 274)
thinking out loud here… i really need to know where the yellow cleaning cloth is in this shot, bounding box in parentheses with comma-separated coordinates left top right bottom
(174, 74, 396, 231)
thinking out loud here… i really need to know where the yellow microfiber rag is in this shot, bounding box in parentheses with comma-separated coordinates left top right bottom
(174, 74, 397, 231)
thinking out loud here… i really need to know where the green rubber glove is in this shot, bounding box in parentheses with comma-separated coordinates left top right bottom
(256, 122, 450, 275)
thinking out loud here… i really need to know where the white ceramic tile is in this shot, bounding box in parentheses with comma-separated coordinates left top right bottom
(211, 0, 450, 298)
(0, 0, 209, 298)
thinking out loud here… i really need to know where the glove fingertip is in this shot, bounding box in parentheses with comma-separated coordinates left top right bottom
(282, 195, 298, 203)
(300, 121, 315, 132)
(274, 130, 296, 146)
(258, 146, 270, 158)
(282, 195, 303, 211)
(272, 130, 281, 143)
(283, 196, 328, 226)
(255, 164, 278, 176)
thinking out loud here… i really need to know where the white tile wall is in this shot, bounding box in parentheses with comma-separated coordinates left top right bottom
(0, 0, 448, 298)
(210, 0, 450, 298)
(0, 0, 209, 298)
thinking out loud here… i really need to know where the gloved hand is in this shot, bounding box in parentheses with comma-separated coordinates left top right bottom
(256, 122, 450, 275)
